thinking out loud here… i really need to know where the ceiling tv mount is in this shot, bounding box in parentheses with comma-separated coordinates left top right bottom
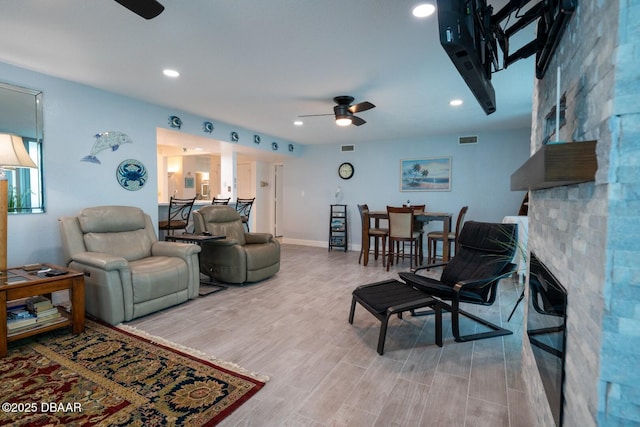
(437, 0, 577, 115)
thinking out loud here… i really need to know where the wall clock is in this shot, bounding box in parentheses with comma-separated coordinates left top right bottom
(338, 162, 354, 180)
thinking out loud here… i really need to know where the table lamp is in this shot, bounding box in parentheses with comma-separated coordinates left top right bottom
(0, 133, 38, 272)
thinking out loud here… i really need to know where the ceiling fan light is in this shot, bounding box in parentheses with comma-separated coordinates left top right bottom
(336, 117, 352, 126)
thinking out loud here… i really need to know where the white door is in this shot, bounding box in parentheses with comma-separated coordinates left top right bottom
(236, 163, 253, 198)
(274, 164, 284, 237)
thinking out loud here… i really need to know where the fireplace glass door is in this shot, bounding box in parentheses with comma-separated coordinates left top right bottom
(527, 252, 568, 426)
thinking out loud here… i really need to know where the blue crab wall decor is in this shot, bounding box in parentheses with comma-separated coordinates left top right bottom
(116, 159, 147, 191)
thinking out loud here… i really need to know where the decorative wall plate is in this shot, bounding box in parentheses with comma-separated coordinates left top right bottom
(272, 142, 278, 151)
(288, 143, 294, 152)
(230, 131, 239, 142)
(117, 159, 147, 191)
(203, 121, 214, 133)
(169, 116, 182, 129)
(254, 135, 261, 144)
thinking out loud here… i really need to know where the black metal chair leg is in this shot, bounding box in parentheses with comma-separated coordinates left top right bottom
(507, 289, 525, 322)
(449, 299, 513, 342)
(349, 297, 357, 324)
(378, 315, 390, 355)
(434, 303, 443, 347)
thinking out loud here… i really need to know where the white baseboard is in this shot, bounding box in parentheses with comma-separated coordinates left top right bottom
(281, 237, 360, 252)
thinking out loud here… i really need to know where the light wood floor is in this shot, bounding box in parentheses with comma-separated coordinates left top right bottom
(129, 244, 535, 426)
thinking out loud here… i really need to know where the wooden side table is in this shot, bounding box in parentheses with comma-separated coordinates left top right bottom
(0, 264, 85, 356)
(165, 233, 225, 244)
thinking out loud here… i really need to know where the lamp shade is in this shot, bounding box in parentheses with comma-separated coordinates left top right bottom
(0, 133, 37, 169)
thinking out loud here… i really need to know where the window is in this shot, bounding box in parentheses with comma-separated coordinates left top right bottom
(0, 83, 44, 214)
(6, 137, 43, 213)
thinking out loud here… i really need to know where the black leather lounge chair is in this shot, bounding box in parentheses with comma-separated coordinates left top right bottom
(350, 221, 518, 354)
(398, 221, 518, 342)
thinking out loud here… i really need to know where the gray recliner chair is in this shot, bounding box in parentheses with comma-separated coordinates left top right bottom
(59, 206, 201, 325)
(193, 205, 280, 284)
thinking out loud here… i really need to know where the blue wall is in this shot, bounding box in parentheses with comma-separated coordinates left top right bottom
(1, 61, 297, 266)
(2, 60, 530, 267)
(281, 130, 530, 248)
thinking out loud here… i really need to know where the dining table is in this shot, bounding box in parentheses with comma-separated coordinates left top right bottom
(363, 210, 453, 267)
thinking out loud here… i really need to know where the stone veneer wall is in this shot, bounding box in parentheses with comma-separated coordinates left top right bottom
(523, 0, 640, 425)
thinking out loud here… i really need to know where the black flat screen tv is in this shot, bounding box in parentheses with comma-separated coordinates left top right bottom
(437, 0, 577, 115)
(437, 0, 496, 115)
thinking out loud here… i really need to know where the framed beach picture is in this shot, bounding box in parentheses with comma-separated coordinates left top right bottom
(400, 157, 452, 192)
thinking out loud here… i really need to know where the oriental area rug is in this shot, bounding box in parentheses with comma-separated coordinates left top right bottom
(0, 320, 267, 426)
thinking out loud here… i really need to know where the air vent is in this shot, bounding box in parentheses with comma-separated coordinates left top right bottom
(341, 144, 355, 152)
(458, 135, 478, 144)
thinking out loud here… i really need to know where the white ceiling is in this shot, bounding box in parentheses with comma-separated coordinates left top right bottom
(0, 0, 535, 147)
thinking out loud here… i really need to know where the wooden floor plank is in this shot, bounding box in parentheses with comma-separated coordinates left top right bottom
(373, 378, 431, 427)
(295, 361, 367, 422)
(128, 244, 533, 426)
(466, 396, 510, 427)
(420, 371, 469, 427)
(470, 338, 509, 406)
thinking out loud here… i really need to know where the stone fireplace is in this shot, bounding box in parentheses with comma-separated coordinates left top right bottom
(519, 1, 639, 425)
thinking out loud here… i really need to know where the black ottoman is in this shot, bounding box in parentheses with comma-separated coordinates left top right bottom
(349, 279, 443, 355)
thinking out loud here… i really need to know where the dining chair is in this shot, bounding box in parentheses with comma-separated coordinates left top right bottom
(235, 197, 256, 231)
(212, 197, 231, 205)
(357, 204, 388, 266)
(158, 196, 197, 236)
(386, 206, 421, 271)
(427, 205, 468, 263)
(404, 204, 426, 263)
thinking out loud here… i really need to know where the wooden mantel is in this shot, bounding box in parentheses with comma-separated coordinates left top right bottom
(511, 140, 597, 191)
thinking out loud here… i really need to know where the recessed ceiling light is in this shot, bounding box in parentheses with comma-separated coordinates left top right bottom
(294, 120, 303, 126)
(163, 69, 180, 78)
(412, 3, 436, 18)
(450, 99, 463, 106)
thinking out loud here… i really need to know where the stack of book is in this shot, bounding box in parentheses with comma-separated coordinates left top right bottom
(7, 296, 64, 335)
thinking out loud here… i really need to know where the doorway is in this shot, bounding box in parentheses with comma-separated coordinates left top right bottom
(236, 162, 254, 198)
(274, 164, 284, 237)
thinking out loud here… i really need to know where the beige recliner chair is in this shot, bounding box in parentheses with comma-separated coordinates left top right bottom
(193, 205, 280, 284)
(59, 206, 201, 325)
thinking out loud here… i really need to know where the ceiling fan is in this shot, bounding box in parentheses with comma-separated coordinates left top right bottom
(114, 0, 164, 19)
(299, 96, 376, 126)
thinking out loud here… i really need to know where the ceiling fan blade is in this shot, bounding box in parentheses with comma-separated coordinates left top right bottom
(114, 0, 165, 19)
(349, 101, 375, 113)
(298, 113, 333, 118)
(351, 116, 366, 126)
